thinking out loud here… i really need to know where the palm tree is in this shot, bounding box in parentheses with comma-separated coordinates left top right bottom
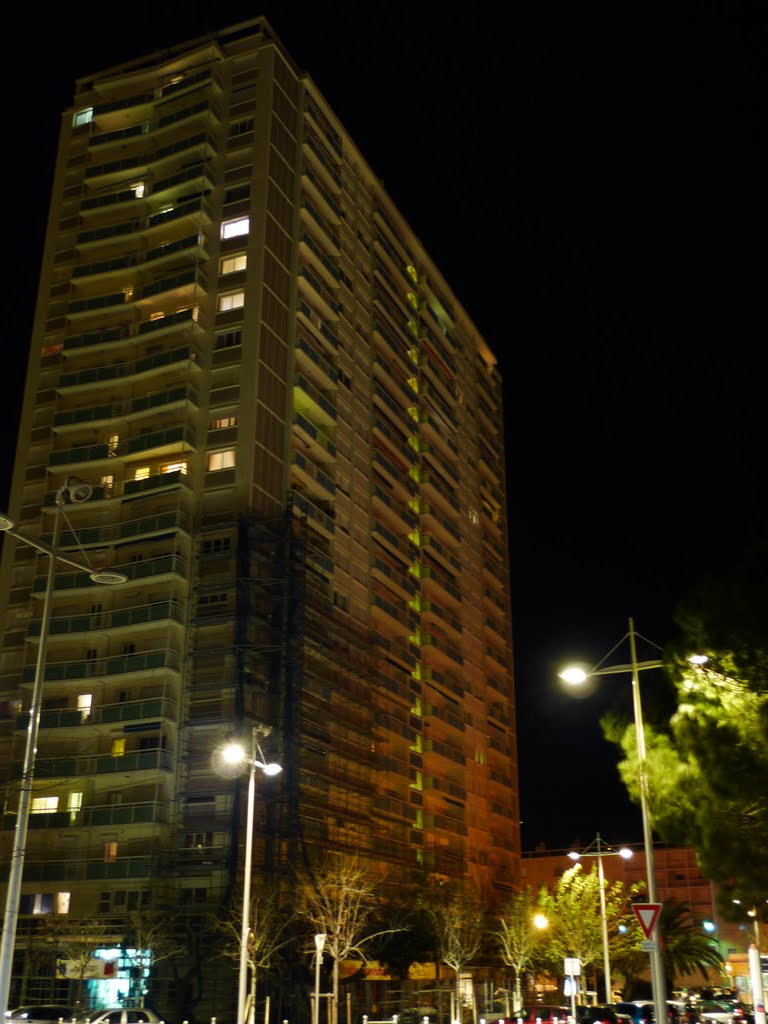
(659, 900, 724, 991)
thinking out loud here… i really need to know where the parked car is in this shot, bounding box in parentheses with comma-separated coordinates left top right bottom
(575, 1006, 620, 1024)
(696, 1003, 735, 1024)
(522, 1007, 571, 1024)
(732, 1004, 755, 1024)
(668, 1003, 698, 1024)
(74, 1010, 161, 1024)
(614, 1002, 657, 1024)
(6, 1008, 76, 1024)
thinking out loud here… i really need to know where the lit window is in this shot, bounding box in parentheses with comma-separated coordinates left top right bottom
(106, 434, 119, 456)
(162, 461, 187, 475)
(131, 182, 145, 198)
(104, 842, 118, 863)
(208, 450, 236, 472)
(218, 291, 245, 312)
(77, 694, 92, 721)
(133, 467, 150, 480)
(55, 892, 71, 914)
(220, 253, 247, 275)
(468, 508, 480, 526)
(221, 217, 250, 240)
(210, 416, 238, 430)
(101, 475, 114, 493)
(149, 312, 165, 321)
(111, 739, 125, 757)
(73, 107, 93, 127)
(68, 792, 83, 824)
(31, 796, 59, 814)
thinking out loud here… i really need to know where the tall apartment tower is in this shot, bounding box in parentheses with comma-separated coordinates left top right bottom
(0, 18, 519, 1015)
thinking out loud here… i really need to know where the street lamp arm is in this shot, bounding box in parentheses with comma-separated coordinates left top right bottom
(2, 524, 103, 575)
(590, 659, 663, 676)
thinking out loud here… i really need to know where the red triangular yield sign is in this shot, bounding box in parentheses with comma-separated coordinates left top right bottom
(632, 902, 662, 939)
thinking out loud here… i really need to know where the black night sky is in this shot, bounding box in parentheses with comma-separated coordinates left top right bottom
(3, 3, 766, 852)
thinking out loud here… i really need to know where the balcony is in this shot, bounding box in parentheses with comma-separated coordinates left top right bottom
(33, 554, 187, 595)
(85, 131, 216, 183)
(57, 343, 201, 391)
(294, 374, 336, 429)
(296, 333, 337, 390)
(53, 383, 199, 428)
(291, 452, 336, 502)
(2, 856, 154, 883)
(20, 647, 183, 683)
(10, 748, 174, 780)
(28, 599, 185, 637)
(43, 512, 189, 553)
(298, 265, 340, 323)
(15, 695, 177, 731)
(293, 411, 336, 462)
(292, 491, 335, 538)
(62, 306, 202, 354)
(3, 801, 169, 830)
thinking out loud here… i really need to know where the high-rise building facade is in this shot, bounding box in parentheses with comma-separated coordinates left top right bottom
(0, 18, 518, 1015)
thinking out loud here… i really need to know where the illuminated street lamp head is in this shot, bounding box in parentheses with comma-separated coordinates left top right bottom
(533, 913, 548, 930)
(222, 742, 247, 765)
(220, 740, 282, 775)
(618, 847, 632, 859)
(0, 513, 14, 531)
(568, 851, 581, 861)
(559, 666, 589, 685)
(688, 654, 709, 665)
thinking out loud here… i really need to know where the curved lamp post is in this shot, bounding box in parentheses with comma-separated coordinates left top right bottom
(559, 617, 667, 1024)
(567, 834, 632, 1003)
(220, 726, 282, 1024)
(0, 477, 127, 1015)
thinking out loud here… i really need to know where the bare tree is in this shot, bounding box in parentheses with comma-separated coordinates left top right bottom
(296, 853, 396, 1024)
(121, 909, 186, 1006)
(42, 916, 118, 1010)
(428, 887, 485, 1024)
(213, 876, 294, 1024)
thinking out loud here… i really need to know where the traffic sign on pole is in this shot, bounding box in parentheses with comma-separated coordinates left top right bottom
(632, 903, 662, 940)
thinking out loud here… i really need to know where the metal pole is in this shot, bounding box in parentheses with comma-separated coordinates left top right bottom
(595, 836, 612, 1004)
(628, 618, 667, 1024)
(238, 729, 257, 1024)
(0, 499, 63, 1015)
(314, 934, 326, 1024)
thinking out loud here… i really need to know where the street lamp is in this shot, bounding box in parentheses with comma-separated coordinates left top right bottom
(220, 726, 282, 1024)
(313, 932, 327, 1024)
(0, 477, 128, 1016)
(567, 834, 633, 1003)
(559, 617, 667, 1024)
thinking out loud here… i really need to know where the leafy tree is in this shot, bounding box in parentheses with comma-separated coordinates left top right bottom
(657, 900, 723, 990)
(604, 549, 768, 912)
(536, 865, 641, 994)
(296, 852, 396, 1024)
(496, 887, 548, 1013)
(368, 885, 436, 993)
(427, 885, 485, 1023)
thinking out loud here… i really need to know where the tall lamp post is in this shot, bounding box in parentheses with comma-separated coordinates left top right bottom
(0, 477, 127, 1016)
(220, 726, 282, 1024)
(567, 834, 633, 1003)
(313, 933, 327, 1024)
(559, 617, 667, 1024)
